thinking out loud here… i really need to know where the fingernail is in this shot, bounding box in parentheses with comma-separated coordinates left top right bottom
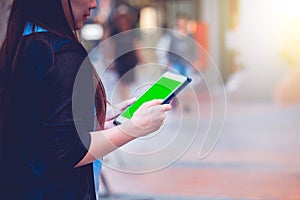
(128, 97, 137, 104)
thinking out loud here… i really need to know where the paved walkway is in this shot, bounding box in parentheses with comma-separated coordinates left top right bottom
(98, 101, 300, 200)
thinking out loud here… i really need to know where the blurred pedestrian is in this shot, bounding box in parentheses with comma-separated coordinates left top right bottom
(168, 13, 198, 76)
(156, 13, 199, 112)
(108, 3, 145, 101)
(0, 0, 171, 199)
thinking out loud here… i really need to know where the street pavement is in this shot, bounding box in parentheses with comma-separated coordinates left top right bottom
(98, 98, 300, 200)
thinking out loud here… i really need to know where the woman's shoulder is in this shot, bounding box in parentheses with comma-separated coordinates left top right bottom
(17, 33, 88, 82)
(22, 32, 87, 56)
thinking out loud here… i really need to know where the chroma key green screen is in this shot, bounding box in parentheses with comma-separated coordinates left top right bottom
(121, 77, 181, 119)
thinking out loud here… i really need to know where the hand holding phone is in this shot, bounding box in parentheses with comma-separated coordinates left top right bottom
(120, 99, 172, 138)
(114, 71, 192, 125)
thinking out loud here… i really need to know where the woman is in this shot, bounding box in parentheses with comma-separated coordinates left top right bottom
(0, 0, 171, 199)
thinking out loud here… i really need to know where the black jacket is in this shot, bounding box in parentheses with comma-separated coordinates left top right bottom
(1, 32, 97, 199)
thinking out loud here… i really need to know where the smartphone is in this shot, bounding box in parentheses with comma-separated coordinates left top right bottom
(113, 71, 192, 125)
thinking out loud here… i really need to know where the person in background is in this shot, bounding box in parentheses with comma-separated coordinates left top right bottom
(108, 3, 146, 101)
(167, 13, 198, 76)
(0, 0, 171, 199)
(157, 13, 199, 112)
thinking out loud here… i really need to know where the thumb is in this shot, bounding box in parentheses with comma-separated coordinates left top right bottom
(143, 99, 164, 108)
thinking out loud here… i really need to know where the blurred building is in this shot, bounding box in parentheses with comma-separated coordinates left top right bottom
(1, 0, 299, 103)
(109, 0, 237, 93)
(117, 0, 300, 103)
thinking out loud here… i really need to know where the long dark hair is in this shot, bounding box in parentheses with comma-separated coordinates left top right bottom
(0, 0, 106, 157)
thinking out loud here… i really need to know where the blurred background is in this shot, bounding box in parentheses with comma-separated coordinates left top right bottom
(1, 0, 300, 199)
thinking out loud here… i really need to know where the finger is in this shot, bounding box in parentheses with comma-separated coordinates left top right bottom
(170, 99, 175, 105)
(143, 99, 164, 108)
(127, 97, 137, 105)
(159, 104, 172, 112)
(105, 115, 115, 121)
(106, 105, 121, 120)
(115, 97, 137, 111)
(104, 119, 115, 130)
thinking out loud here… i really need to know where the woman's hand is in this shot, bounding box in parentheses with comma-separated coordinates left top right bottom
(120, 99, 172, 138)
(104, 98, 136, 129)
(106, 97, 137, 120)
(78, 99, 172, 166)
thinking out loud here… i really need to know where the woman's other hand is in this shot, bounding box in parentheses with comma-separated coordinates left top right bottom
(104, 97, 137, 129)
(105, 97, 137, 121)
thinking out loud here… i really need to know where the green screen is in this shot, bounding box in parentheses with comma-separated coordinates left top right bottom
(121, 77, 181, 119)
